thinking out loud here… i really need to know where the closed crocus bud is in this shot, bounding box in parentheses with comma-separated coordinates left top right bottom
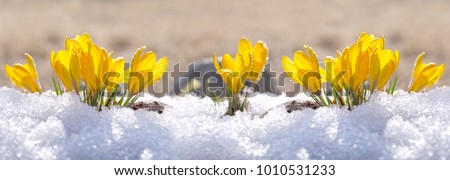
(369, 49, 400, 91)
(408, 53, 445, 92)
(5, 53, 41, 93)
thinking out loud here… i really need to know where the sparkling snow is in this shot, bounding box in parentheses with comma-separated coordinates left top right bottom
(1, 86, 450, 160)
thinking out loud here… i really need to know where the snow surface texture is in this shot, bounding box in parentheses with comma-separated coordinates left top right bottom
(1, 86, 450, 160)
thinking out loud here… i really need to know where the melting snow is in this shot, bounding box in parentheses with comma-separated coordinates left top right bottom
(1, 86, 450, 159)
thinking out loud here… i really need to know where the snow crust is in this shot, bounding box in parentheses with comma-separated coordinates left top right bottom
(1, 86, 450, 160)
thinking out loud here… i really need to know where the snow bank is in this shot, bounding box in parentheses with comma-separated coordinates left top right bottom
(1, 86, 450, 160)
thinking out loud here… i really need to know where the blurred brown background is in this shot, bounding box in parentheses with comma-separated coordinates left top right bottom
(1, 0, 449, 91)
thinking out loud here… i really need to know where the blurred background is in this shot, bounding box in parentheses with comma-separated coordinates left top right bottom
(1, 0, 449, 92)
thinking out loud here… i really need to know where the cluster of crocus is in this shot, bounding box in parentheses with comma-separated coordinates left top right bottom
(4, 32, 445, 113)
(213, 38, 268, 115)
(5, 33, 168, 111)
(283, 32, 445, 109)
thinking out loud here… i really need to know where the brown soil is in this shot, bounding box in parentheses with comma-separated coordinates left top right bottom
(259, 100, 319, 117)
(285, 101, 320, 113)
(130, 101, 165, 114)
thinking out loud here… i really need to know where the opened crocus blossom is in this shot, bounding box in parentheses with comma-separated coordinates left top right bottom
(238, 38, 268, 82)
(212, 38, 267, 115)
(340, 33, 387, 91)
(4, 53, 41, 93)
(369, 49, 400, 91)
(128, 46, 168, 96)
(408, 53, 445, 92)
(213, 53, 248, 94)
(282, 46, 321, 95)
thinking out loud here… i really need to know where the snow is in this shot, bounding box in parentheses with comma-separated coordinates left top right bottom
(1, 86, 450, 160)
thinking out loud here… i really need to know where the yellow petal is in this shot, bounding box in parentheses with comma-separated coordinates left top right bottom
(409, 75, 429, 92)
(52, 50, 83, 91)
(5, 64, 25, 89)
(212, 52, 221, 71)
(293, 50, 311, 70)
(248, 41, 268, 82)
(75, 33, 93, 52)
(80, 51, 97, 91)
(139, 51, 156, 71)
(131, 46, 145, 72)
(281, 56, 301, 84)
(147, 56, 168, 87)
(19, 75, 40, 93)
(233, 54, 246, 94)
(369, 37, 385, 51)
(69, 52, 81, 90)
(412, 52, 425, 79)
(221, 54, 237, 72)
(426, 64, 445, 88)
(12, 64, 31, 77)
(238, 37, 252, 61)
(25, 53, 38, 81)
(305, 46, 319, 72)
(104, 57, 125, 91)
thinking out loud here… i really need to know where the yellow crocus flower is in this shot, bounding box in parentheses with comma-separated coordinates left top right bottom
(128, 46, 168, 96)
(238, 38, 268, 82)
(5, 53, 41, 93)
(340, 43, 370, 91)
(408, 53, 445, 92)
(50, 50, 81, 92)
(282, 46, 321, 95)
(369, 49, 400, 91)
(213, 53, 248, 94)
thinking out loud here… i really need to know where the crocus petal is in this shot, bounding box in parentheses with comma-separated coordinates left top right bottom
(131, 47, 145, 72)
(212, 53, 222, 71)
(5, 64, 25, 89)
(248, 41, 268, 82)
(147, 56, 168, 87)
(238, 38, 252, 61)
(281, 56, 302, 85)
(412, 52, 425, 79)
(221, 54, 236, 72)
